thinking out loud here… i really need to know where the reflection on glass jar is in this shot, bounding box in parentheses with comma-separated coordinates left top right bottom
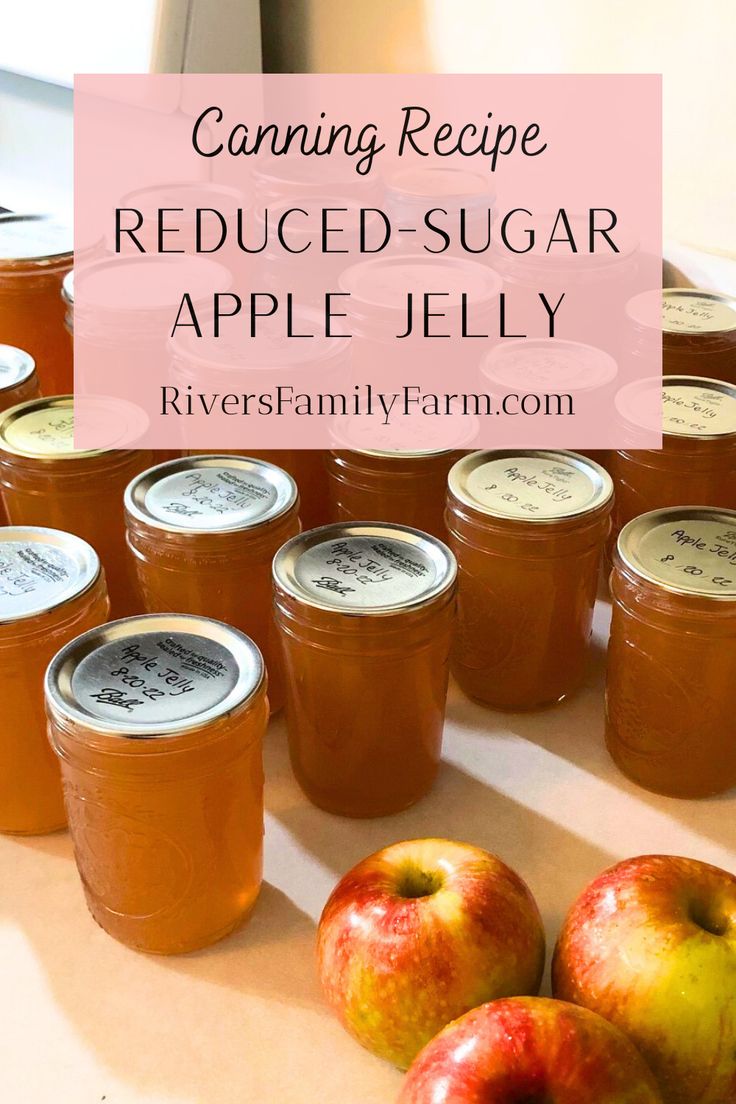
(45, 613, 268, 953)
(447, 450, 613, 710)
(607, 508, 736, 797)
(273, 523, 456, 817)
(0, 527, 109, 834)
(610, 376, 736, 552)
(0, 396, 154, 617)
(0, 214, 73, 395)
(125, 454, 300, 712)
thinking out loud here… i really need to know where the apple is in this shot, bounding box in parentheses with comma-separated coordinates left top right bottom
(398, 996, 663, 1103)
(316, 838, 545, 1069)
(552, 855, 736, 1104)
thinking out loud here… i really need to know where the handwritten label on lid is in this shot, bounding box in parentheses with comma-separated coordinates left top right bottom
(294, 535, 439, 610)
(72, 632, 240, 726)
(662, 382, 736, 436)
(3, 406, 75, 455)
(463, 455, 604, 520)
(662, 292, 736, 335)
(144, 466, 280, 530)
(631, 518, 736, 597)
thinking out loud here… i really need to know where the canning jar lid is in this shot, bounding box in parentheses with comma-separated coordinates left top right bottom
(273, 522, 457, 615)
(385, 164, 493, 201)
(0, 526, 100, 624)
(45, 613, 265, 738)
(627, 288, 736, 336)
(616, 375, 736, 440)
(449, 450, 613, 523)
(125, 454, 298, 534)
(0, 395, 147, 460)
(339, 253, 503, 312)
(329, 409, 476, 458)
(0, 213, 73, 265)
(481, 339, 618, 394)
(617, 507, 736, 600)
(0, 345, 36, 393)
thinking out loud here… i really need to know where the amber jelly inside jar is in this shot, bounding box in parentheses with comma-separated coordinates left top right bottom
(0, 526, 109, 834)
(45, 613, 268, 953)
(0, 395, 154, 617)
(125, 454, 300, 712)
(447, 450, 613, 710)
(607, 507, 736, 798)
(0, 214, 73, 395)
(610, 375, 736, 551)
(273, 522, 457, 818)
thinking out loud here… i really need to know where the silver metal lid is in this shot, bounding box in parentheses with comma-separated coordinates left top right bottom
(45, 614, 265, 738)
(0, 395, 148, 459)
(449, 450, 613, 523)
(0, 345, 36, 392)
(125, 455, 298, 534)
(616, 375, 736, 439)
(0, 527, 100, 623)
(0, 213, 73, 263)
(339, 253, 503, 311)
(617, 508, 736, 599)
(329, 410, 477, 458)
(273, 522, 457, 615)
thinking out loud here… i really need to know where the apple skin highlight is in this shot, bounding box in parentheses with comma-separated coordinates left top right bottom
(316, 839, 545, 1069)
(552, 854, 736, 1104)
(397, 996, 663, 1103)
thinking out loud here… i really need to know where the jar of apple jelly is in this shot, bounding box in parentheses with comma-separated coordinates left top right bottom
(447, 450, 613, 710)
(611, 376, 736, 542)
(384, 164, 494, 257)
(627, 288, 736, 384)
(0, 396, 154, 617)
(326, 449, 465, 540)
(125, 455, 300, 712)
(0, 527, 109, 834)
(273, 523, 457, 817)
(0, 214, 73, 394)
(45, 613, 268, 953)
(607, 507, 736, 797)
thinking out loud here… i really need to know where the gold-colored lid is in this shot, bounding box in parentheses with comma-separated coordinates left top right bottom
(449, 450, 613, 523)
(0, 396, 146, 460)
(617, 507, 736, 599)
(45, 614, 265, 739)
(273, 522, 456, 616)
(615, 375, 736, 439)
(627, 288, 736, 335)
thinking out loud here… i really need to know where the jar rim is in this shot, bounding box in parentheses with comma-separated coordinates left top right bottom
(617, 507, 736, 601)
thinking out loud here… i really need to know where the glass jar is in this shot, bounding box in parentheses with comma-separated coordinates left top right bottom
(627, 288, 736, 384)
(273, 523, 457, 817)
(45, 613, 268, 953)
(384, 164, 495, 257)
(0, 527, 109, 834)
(607, 508, 736, 797)
(611, 376, 736, 544)
(447, 450, 613, 710)
(0, 214, 73, 395)
(187, 449, 329, 530)
(125, 455, 300, 712)
(0, 396, 155, 617)
(326, 448, 465, 541)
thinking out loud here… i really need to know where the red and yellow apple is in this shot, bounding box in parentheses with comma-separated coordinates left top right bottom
(316, 838, 545, 1069)
(552, 854, 736, 1104)
(398, 996, 663, 1102)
